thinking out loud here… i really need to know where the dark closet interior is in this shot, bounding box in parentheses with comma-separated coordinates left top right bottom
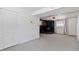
(40, 20, 54, 34)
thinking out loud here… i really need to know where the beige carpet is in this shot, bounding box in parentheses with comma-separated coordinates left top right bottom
(3, 34, 77, 51)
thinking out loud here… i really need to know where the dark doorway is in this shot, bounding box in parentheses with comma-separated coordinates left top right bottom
(40, 20, 54, 34)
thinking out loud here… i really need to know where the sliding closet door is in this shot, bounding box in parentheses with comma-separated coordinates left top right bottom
(2, 9, 17, 48)
(67, 17, 77, 35)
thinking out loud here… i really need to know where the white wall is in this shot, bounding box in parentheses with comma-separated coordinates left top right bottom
(0, 8, 40, 50)
(54, 11, 78, 35)
(67, 17, 77, 36)
(2, 7, 32, 15)
(77, 15, 79, 41)
(16, 14, 39, 44)
(64, 11, 79, 36)
(54, 17, 77, 35)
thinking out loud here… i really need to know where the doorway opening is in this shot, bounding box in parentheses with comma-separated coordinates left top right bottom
(40, 19, 54, 34)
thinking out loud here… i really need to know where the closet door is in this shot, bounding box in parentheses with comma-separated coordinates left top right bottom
(2, 9, 17, 48)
